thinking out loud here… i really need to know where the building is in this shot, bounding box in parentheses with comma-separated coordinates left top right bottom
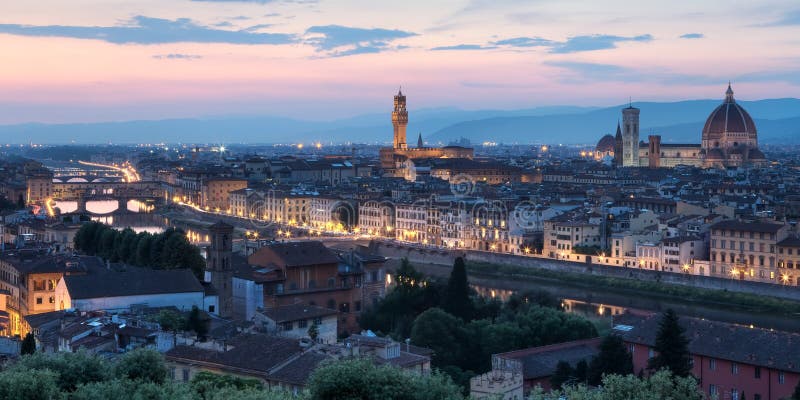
(485, 338, 601, 394)
(254, 304, 338, 344)
(612, 84, 767, 169)
(616, 312, 800, 400)
(54, 267, 207, 313)
(379, 90, 474, 177)
(243, 241, 385, 334)
(708, 220, 788, 283)
(25, 168, 54, 205)
(201, 178, 247, 211)
(206, 221, 234, 318)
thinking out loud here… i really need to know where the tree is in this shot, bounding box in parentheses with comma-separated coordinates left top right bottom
(0, 368, 59, 400)
(113, 348, 168, 384)
(588, 334, 634, 385)
(573, 359, 588, 384)
(157, 309, 186, 346)
(529, 369, 705, 400)
(550, 360, 574, 390)
(306, 358, 463, 400)
(20, 333, 36, 355)
(441, 257, 474, 321)
(648, 309, 692, 377)
(14, 350, 110, 392)
(190, 371, 262, 400)
(308, 321, 320, 342)
(410, 308, 464, 368)
(186, 306, 210, 340)
(792, 380, 800, 400)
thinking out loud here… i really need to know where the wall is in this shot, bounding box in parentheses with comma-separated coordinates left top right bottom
(371, 241, 800, 302)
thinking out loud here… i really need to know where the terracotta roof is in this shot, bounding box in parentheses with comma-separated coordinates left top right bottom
(166, 334, 303, 375)
(250, 241, 339, 268)
(63, 268, 203, 300)
(615, 313, 800, 373)
(496, 338, 602, 379)
(260, 304, 337, 323)
(710, 220, 785, 234)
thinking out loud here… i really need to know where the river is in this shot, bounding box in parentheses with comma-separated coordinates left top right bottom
(405, 262, 800, 333)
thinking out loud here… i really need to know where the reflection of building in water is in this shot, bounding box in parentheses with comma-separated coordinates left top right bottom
(471, 285, 628, 318)
(471, 285, 515, 302)
(561, 299, 626, 318)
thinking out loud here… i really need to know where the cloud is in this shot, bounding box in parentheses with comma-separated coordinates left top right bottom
(549, 34, 653, 53)
(544, 60, 715, 85)
(680, 33, 704, 39)
(152, 53, 203, 60)
(430, 44, 496, 51)
(761, 10, 800, 26)
(191, 0, 276, 3)
(245, 23, 273, 32)
(492, 36, 553, 47)
(0, 15, 295, 45)
(304, 25, 416, 56)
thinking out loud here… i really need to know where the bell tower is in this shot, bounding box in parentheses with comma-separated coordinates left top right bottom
(207, 221, 233, 318)
(392, 89, 408, 149)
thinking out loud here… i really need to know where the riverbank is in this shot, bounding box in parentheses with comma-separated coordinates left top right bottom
(463, 261, 800, 316)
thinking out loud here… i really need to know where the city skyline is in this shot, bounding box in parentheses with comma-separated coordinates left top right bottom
(1, 0, 800, 124)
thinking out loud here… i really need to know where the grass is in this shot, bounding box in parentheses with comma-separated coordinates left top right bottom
(465, 261, 800, 316)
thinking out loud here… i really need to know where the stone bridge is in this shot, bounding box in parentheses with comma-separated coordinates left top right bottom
(52, 181, 165, 213)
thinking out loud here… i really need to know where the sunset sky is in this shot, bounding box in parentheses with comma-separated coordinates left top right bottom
(1, 0, 799, 124)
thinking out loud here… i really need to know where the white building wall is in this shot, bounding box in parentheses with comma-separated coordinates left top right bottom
(55, 282, 204, 312)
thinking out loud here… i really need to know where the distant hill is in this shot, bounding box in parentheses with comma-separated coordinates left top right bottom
(428, 98, 800, 145)
(0, 99, 798, 145)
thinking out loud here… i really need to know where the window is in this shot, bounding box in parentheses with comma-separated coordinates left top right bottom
(648, 348, 654, 359)
(299, 319, 308, 329)
(754, 394, 762, 400)
(755, 366, 761, 379)
(36, 297, 43, 305)
(731, 362, 738, 375)
(779, 371, 785, 384)
(628, 344, 635, 354)
(313, 317, 322, 325)
(731, 388, 738, 400)
(709, 359, 716, 370)
(281, 322, 293, 331)
(709, 385, 718, 397)
(182, 369, 190, 382)
(208, 305, 215, 313)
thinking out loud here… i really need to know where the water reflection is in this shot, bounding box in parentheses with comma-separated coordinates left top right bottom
(472, 285, 624, 319)
(52, 199, 155, 215)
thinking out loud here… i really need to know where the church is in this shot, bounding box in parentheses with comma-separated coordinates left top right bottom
(596, 84, 767, 169)
(379, 89, 474, 177)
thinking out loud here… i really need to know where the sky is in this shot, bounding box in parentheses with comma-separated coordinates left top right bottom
(0, 0, 799, 124)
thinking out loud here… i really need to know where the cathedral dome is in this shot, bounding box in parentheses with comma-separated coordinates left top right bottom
(596, 134, 616, 153)
(706, 148, 724, 159)
(702, 84, 757, 144)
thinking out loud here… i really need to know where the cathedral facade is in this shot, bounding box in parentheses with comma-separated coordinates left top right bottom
(379, 90, 473, 177)
(600, 84, 767, 169)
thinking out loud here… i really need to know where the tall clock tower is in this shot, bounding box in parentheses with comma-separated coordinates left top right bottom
(392, 89, 409, 149)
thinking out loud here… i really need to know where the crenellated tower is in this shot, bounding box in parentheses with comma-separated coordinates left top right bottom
(392, 89, 409, 149)
(206, 221, 233, 318)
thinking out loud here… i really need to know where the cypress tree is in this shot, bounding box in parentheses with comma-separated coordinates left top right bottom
(21, 333, 36, 355)
(441, 257, 473, 321)
(648, 309, 692, 377)
(792, 380, 800, 400)
(550, 360, 574, 390)
(588, 334, 634, 385)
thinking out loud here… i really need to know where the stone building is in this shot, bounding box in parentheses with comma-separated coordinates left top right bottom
(379, 90, 474, 177)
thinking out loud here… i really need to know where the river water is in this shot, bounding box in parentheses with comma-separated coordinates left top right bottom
(412, 264, 800, 333)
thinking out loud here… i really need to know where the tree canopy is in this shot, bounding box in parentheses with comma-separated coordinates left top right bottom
(530, 369, 707, 400)
(74, 222, 206, 279)
(588, 334, 634, 385)
(441, 257, 474, 321)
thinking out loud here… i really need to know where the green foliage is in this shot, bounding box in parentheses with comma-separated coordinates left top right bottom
(191, 371, 263, 400)
(530, 369, 706, 400)
(74, 221, 206, 278)
(0, 346, 300, 400)
(306, 358, 463, 400)
(114, 348, 169, 384)
(70, 379, 195, 400)
(158, 309, 187, 333)
(792, 380, 800, 400)
(308, 321, 320, 342)
(20, 332, 36, 355)
(186, 305, 210, 339)
(13, 350, 110, 392)
(588, 334, 634, 385)
(441, 257, 474, 321)
(550, 360, 574, 390)
(0, 368, 60, 400)
(410, 308, 465, 367)
(648, 309, 692, 377)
